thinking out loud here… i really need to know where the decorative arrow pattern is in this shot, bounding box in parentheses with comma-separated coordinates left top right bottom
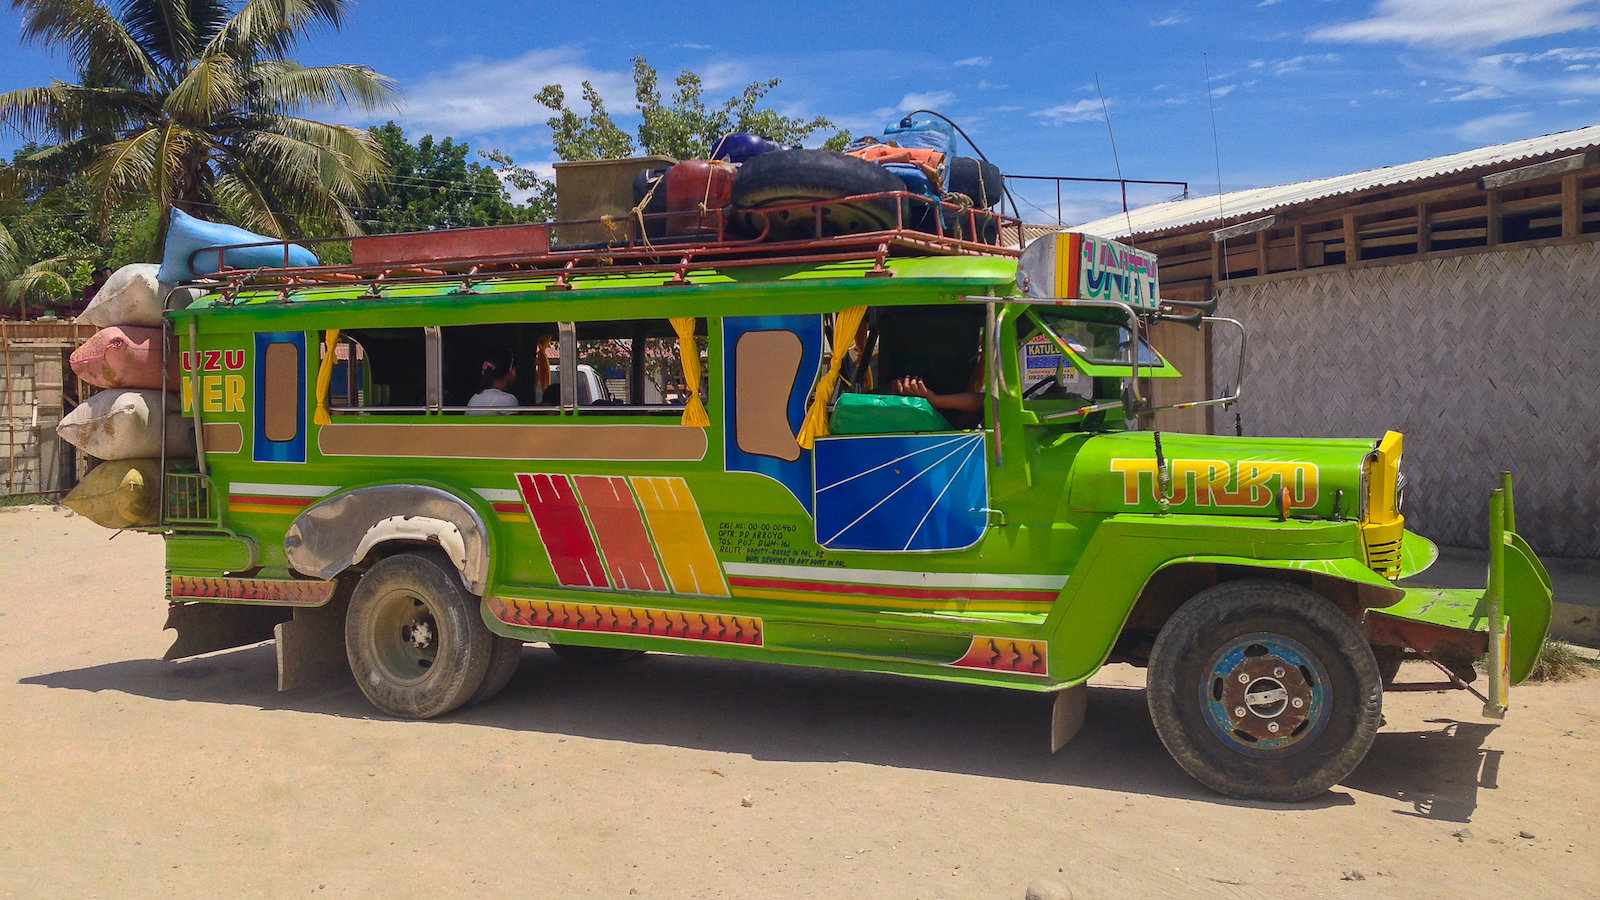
(948, 636, 1049, 677)
(168, 575, 336, 606)
(489, 596, 763, 647)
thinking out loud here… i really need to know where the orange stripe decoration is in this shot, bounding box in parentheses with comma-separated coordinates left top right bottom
(489, 597, 761, 646)
(949, 636, 1049, 677)
(629, 476, 729, 597)
(169, 575, 336, 606)
(573, 475, 668, 592)
(227, 494, 314, 515)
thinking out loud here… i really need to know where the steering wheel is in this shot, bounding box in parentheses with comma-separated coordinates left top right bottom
(1023, 376, 1059, 399)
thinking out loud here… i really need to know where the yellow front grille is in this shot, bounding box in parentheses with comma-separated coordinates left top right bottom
(1362, 522, 1404, 578)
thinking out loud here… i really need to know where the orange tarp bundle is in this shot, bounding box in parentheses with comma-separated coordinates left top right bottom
(844, 142, 945, 190)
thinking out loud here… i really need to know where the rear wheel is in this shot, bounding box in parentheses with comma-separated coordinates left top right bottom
(1146, 579, 1382, 802)
(469, 635, 525, 706)
(345, 551, 494, 719)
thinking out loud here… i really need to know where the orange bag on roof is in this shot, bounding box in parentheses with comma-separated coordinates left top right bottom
(845, 141, 946, 189)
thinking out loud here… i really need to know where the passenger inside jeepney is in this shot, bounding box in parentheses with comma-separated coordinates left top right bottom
(467, 349, 519, 414)
(844, 305, 985, 430)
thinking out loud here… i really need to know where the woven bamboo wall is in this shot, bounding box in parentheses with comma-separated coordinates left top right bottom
(1212, 241, 1600, 557)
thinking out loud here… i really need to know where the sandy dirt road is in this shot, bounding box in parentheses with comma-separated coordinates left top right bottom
(1, 505, 1596, 899)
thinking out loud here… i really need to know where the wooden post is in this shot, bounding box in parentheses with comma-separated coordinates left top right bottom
(1416, 202, 1430, 254)
(1562, 173, 1582, 238)
(1211, 239, 1225, 284)
(1343, 213, 1360, 266)
(1255, 229, 1270, 276)
(1293, 224, 1305, 270)
(1485, 190, 1501, 246)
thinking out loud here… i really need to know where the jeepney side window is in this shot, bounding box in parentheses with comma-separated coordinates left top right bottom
(438, 322, 560, 412)
(833, 304, 987, 432)
(572, 318, 707, 414)
(327, 328, 426, 414)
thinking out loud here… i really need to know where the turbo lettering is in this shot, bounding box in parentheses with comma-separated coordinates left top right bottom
(1110, 458, 1320, 510)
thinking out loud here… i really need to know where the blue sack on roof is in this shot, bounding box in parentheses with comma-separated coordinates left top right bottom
(157, 208, 319, 284)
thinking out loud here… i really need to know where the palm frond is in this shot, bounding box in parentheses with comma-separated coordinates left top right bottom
(165, 51, 242, 124)
(119, 0, 197, 66)
(206, 0, 346, 60)
(11, 0, 161, 87)
(2, 259, 76, 315)
(84, 125, 164, 209)
(263, 115, 386, 180)
(246, 60, 396, 114)
(211, 170, 288, 236)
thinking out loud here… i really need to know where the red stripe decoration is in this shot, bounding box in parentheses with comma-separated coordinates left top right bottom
(517, 473, 609, 589)
(491, 501, 526, 514)
(573, 475, 668, 592)
(227, 494, 314, 507)
(726, 575, 1058, 603)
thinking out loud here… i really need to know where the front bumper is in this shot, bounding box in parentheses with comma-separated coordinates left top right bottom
(1364, 473, 1552, 716)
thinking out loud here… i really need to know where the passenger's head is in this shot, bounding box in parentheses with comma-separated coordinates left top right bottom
(479, 348, 517, 390)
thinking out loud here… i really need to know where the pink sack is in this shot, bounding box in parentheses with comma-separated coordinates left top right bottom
(70, 325, 179, 391)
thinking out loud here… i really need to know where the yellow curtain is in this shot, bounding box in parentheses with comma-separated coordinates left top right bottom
(313, 328, 340, 426)
(534, 335, 552, 393)
(669, 317, 710, 427)
(797, 305, 868, 449)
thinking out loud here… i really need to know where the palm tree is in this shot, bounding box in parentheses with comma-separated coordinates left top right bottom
(0, 0, 395, 238)
(0, 167, 73, 318)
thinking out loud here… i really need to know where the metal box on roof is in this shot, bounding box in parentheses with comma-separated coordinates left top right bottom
(553, 155, 676, 246)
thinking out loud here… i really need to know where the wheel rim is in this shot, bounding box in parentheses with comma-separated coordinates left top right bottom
(1201, 632, 1329, 754)
(367, 587, 443, 685)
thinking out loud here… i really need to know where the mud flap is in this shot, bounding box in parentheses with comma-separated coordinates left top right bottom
(1049, 684, 1088, 753)
(275, 595, 351, 692)
(163, 602, 291, 661)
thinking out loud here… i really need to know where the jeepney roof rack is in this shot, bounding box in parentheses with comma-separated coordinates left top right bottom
(184, 191, 1027, 300)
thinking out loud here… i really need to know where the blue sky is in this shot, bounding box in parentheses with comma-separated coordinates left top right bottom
(4, 0, 1600, 223)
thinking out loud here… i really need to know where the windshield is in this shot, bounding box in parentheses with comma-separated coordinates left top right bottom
(1021, 309, 1164, 367)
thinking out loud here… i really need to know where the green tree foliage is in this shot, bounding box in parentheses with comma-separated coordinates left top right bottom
(536, 56, 850, 162)
(0, 0, 395, 238)
(361, 122, 554, 233)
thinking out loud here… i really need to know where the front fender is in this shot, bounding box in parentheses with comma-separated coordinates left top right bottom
(1044, 513, 1384, 683)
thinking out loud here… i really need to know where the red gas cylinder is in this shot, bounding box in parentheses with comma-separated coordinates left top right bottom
(661, 160, 736, 236)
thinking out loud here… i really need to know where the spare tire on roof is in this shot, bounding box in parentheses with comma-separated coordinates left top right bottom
(731, 149, 907, 240)
(948, 156, 1005, 208)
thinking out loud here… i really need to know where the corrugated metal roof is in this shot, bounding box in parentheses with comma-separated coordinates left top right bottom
(1075, 122, 1600, 239)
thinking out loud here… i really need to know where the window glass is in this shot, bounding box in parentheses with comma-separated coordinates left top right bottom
(439, 323, 558, 411)
(574, 320, 706, 412)
(1020, 310, 1163, 367)
(834, 304, 986, 432)
(328, 328, 426, 412)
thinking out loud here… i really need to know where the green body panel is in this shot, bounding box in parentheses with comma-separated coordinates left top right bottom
(166, 533, 257, 574)
(1399, 530, 1439, 579)
(158, 252, 1552, 697)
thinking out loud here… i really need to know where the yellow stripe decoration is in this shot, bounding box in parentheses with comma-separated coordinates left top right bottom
(629, 475, 728, 597)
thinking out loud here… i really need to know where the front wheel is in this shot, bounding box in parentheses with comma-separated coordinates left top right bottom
(1146, 579, 1382, 802)
(345, 551, 495, 719)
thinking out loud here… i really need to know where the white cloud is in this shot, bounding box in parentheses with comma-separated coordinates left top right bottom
(1210, 84, 1237, 97)
(975, 79, 1009, 90)
(498, 161, 557, 205)
(1271, 53, 1340, 75)
(1258, 0, 1281, 6)
(988, 104, 1025, 113)
(893, 90, 957, 113)
(1151, 13, 1189, 26)
(1444, 84, 1509, 100)
(672, 42, 712, 51)
(954, 56, 993, 67)
(392, 47, 634, 135)
(1453, 110, 1534, 141)
(1312, 0, 1600, 49)
(1031, 98, 1107, 124)
(1248, 59, 1266, 69)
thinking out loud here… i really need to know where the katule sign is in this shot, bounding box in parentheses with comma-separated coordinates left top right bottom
(1018, 231, 1161, 310)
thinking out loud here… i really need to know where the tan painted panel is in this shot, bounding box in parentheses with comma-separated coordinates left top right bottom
(201, 422, 243, 454)
(318, 423, 708, 461)
(262, 343, 299, 442)
(734, 330, 802, 462)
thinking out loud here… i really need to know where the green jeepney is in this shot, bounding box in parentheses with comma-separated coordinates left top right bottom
(155, 218, 1551, 802)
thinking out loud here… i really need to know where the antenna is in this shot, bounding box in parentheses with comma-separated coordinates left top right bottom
(1203, 52, 1228, 282)
(1094, 74, 1134, 237)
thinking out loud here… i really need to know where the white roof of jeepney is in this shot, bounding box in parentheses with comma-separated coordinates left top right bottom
(1074, 122, 1600, 240)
